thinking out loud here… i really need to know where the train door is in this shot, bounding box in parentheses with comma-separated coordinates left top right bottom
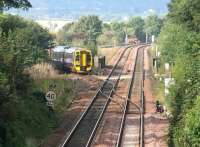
(80, 51, 87, 71)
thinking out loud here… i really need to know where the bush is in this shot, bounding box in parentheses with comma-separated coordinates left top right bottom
(173, 96, 200, 147)
(157, 0, 200, 146)
(0, 14, 56, 147)
(33, 79, 75, 114)
(27, 63, 58, 80)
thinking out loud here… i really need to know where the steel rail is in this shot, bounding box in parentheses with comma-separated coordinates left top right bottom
(116, 45, 147, 147)
(59, 45, 133, 147)
(140, 46, 145, 147)
(85, 46, 133, 147)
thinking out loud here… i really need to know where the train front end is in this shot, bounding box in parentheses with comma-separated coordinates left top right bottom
(73, 49, 92, 73)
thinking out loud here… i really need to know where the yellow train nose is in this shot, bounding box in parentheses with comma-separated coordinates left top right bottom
(82, 53, 86, 66)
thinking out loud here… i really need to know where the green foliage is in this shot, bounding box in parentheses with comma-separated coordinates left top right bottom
(0, 14, 56, 147)
(97, 32, 113, 45)
(158, 0, 200, 146)
(159, 27, 200, 146)
(4, 94, 56, 147)
(33, 79, 75, 113)
(0, 15, 27, 36)
(97, 15, 162, 45)
(0, 0, 31, 12)
(56, 15, 102, 55)
(97, 21, 125, 46)
(0, 15, 53, 64)
(56, 22, 76, 45)
(144, 14, 163, 37)
(173, 96, 200, 147)
(110, 21, 126, 44)
(127, 16, 145, 41)
(58, 15, 162, 48)
(158, 22, 189, 62)
(77, 16, 102, 41)
(168, 0, 200, 31)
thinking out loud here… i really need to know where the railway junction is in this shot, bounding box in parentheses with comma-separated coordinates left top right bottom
(42, 44, 169, 147)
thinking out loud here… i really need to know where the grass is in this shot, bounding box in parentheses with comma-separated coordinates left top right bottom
(29, 62, 76, 117)
(98, 47, 119, 64)
(153, 79, 165, 103)
(25, 63, 77, 146)
(148, 47, 165, 104)
(33, 78, 76, 114)
(27, 63, 59, 80)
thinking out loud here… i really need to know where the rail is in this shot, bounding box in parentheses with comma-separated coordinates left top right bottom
(59, 45, 133, 147)
(116, 45, 147, 147)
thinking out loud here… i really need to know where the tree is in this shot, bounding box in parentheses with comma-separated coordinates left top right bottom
(56, 15, 102, 55)
(127, 16, 145, 42)
(157, 0, 200, 146)
(56, 22, 84, 46)
(97, 23, 113, 45)
(0, 0, 31, 12)
(144, 14, 163, 41)
(0, 14, 27, 36)
(158, 21, 188, 63)
(168, 0, 200, 31)
(0, 15, 53, 64)
(76, 15, 102, 54)
(102, 23, 111, 32)
(110, 21, 125, 44)
(0, 15, 54, 147)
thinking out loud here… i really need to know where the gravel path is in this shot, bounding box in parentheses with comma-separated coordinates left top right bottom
(143, 48, 169, 147)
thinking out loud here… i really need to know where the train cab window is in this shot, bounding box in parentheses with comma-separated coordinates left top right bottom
(75, 54, 80, 62)
(87, 53, 91, 64)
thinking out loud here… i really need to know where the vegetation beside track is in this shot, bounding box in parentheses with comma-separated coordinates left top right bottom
(146, 47, 165, 104)
(156, 0, 200, 146)
(33, 78, 75, 114)
(0, 13, 75, 147)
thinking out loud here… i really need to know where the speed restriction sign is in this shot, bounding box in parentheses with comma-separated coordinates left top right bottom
(45, 91, 56, 102)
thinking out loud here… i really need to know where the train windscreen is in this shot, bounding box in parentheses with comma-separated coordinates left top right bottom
(87, 53, 91, 65)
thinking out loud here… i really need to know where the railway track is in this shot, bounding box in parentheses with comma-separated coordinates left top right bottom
(116, 45, 145, 147)
(90, 45, 147, 147)
(59, 45, 134, 147)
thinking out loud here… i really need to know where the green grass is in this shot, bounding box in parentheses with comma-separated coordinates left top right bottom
(153, 79, 165, 104)
(14, 78, 76, 147)
(148, 46, 165, 105)
(33, 79, 75, 114)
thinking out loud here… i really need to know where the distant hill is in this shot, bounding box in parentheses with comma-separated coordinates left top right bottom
(8, 0, 170, 21)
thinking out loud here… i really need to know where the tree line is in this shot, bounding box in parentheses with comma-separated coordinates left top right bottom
(56, 14, 163, 53)
(0, 1, 58, 147)
(157, 0, 200, 146)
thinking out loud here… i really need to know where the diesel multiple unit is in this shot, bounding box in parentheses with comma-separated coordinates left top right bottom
(51, 46, 92, 73)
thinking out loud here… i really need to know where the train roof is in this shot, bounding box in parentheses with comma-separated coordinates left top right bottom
(53, 46, 91, 53)
(53, 46, 77, 53)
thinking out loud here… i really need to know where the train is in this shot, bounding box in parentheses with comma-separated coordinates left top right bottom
(50, 46, 93, 73)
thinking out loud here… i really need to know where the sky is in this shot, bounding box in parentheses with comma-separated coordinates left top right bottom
(8, 0, 171, 20)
